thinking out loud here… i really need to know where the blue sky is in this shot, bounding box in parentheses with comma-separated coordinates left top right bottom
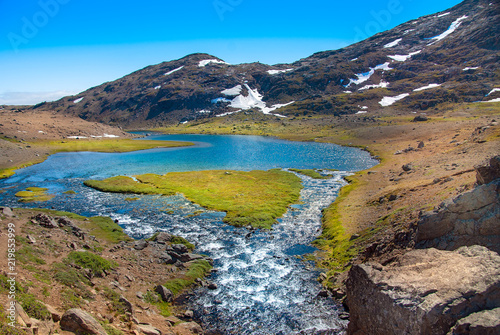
(0, 0, 462, 105)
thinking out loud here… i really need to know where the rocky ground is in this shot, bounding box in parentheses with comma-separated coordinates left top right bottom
(0, 107, 133, 170)
(0, 207, 214, 335)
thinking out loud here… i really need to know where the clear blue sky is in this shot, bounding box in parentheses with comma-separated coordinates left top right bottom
(0, 0, 462, 105)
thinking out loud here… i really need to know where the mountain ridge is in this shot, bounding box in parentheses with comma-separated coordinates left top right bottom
(35, 0, 499, 127)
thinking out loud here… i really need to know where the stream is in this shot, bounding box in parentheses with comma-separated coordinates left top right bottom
(0, 134, 377, 334)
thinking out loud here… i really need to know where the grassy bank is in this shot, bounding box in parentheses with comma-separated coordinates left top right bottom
(85, 169, 303, 229)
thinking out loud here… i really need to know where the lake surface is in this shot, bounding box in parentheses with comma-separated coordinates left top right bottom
(0, 134, 378, 334)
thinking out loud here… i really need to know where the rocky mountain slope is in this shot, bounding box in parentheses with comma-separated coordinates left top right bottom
(34, 0, 499, 128)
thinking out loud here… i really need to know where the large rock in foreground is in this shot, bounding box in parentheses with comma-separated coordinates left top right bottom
(60, 308, 107, 335)
(346, 246, 500, 335)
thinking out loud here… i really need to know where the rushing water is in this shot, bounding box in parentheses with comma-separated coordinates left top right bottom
(0, 134, 377, 334)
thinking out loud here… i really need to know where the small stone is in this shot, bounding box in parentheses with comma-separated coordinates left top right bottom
(339, 312, 350, 320)
(172, 244, 189, 254)
(317, 290, 329, 298)
(207, 282, 218, 290)
(1, 207, 14, 217)
(184, 310, 194, 319)
(119, 295, 133, 314)
(402, 164, 413, 172)
(134, 239, 148, 250)
(27, 234, 36, 244)
(418, 141, 425, 149)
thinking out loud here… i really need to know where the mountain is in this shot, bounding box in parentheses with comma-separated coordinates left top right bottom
(36, 0, 499, 127)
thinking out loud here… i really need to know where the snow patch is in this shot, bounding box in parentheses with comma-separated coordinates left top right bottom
(427, 15, 468, 45)
(154, 85, 161, 90)
(103, 134, 119, 138)
(216, 111, 240, 117)
(221, 85, 242, 96)
(482, 98, 500, 103)
(463, 67, 480, 71)
(388, 50, 421, 62)
(437, 12, 451, 18)
(343, 91, 352, 94)
(359, 80, 390, 91)
(164, 66, 184, 76)
(228, 84, 293, 117)
(486, 88, 500, 96)
(67, 136, 88, 139)
(197, 110, 211, 114)
(73, 97, 83, 104)
(211, 97, 231, 104)
(347, 62, 392, 87)
(384, 38, 402, 48)
(379, 93, 410, 106)
(267, 69, 293, 75)
(199, 59, 229, 67)
(413, 83, 441, 92)
(356, 111, 368, 114)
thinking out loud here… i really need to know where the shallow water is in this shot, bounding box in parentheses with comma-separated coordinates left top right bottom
(0, 134, 377, 334)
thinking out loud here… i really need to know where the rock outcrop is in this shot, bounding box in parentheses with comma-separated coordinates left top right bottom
(416, 179, 500, 252)
(60, 308, 107, 335)
(416, 155, 500, 253)
(346, 246, 500, 335)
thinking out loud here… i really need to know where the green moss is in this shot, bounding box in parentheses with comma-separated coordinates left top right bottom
(63, 190, 77, 194)
(16, 244, 46, 265)
(65, 251, 117, 277)
(15, 187, 54, 203)
(85, 169, 303, 229)
(0, 167, 16, 179)
(17, 293, 51, 320)
(289, 168, 333, 179)
(163, 259, 212, 296)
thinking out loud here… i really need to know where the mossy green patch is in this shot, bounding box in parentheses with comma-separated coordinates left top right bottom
(34, 208, 131, 244)
(163, 259, 212, 296)
(65, 251, 118, 277)
(289, 168, 333, 179)
(17, 293, 52, 320)
(85, 169, 303, 229)
(0, 167, 16, 179)
(15, 187, 54, 203)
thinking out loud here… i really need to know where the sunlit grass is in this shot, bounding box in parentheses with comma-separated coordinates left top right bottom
(85, 169, 303, 229)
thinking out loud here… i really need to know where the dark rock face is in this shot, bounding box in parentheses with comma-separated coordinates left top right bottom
(37, 0, 500, 127)
(475, 155, 500, 185)
(346, 246, 500, 335)
(416, 179, 500, 252)
(448, 308, 500, 335)
(60, 308, 107, 335)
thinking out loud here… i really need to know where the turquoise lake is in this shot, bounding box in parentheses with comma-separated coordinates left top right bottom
(0, 134, 378, 335)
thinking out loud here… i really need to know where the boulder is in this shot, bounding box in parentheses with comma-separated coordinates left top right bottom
(165, 315, 183, 326)
(447, 308, 500, 335)
(159, 252, 176, 265)
(60, 308, 107, 335)
(475, 155, 500, 185)
(134, 239, 148, 250)
(1, 206, 14, 217)
(413, 115, 429, 122)
(155, 285, 173, 303)
(416, 179, 500, 252)
(154, 232, 172, 244)
(402, 163, 413, 172)
(119, 295, 133, 313)
(137, 324, 161, 335)
(172, 243, 189, 254)
(41, 302, 61, 322)
(346, 246, 500, 335)
(32, 213, 59, 228)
